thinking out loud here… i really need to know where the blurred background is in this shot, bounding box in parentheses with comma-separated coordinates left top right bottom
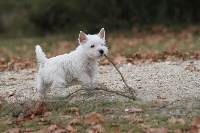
(0, 0, 200, 71)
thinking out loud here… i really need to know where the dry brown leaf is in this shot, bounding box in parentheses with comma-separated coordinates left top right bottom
(122, 114, 137, 119)
(167, 118, 185, 124)
(37, 118, 50, 125)
(190, 116, 200, 133)
(43, 111, 52, 116)
(60, 115, 73, 120)
(87, 124, 106, 133)
(54, 129, 67, 133)
(65, 125, 78, 133)
(191, 116, 200, 125)
(47, 125, 64, 132)
(140, 123, 151, 129)
(24, 128, 34, 132)
(128, 128, 134, 133)
(1, 57, 33, 72)
(69, 118, 82, 125)
(70, 107, 81, 116)
(157, 95, 167, 99)
(111, 123, 120, 128)
(8, 78, 17, 81)
(125, 108, 143, 113)
(113, 55, 127, 64)
(32, 101, 48, 116)
(36, 125, 65, 133)
(99, 69, 108, 74)
(7, 91, 16, 98)
(6, 128, 21, 133)
(132, 117, 143, 123)
(84, 112, 106, 125)
(35, 128, 49, 133)
(4, 117, 14, 125)
(174, 128, 182, 133)
(122, 114, 143, 123)
(148, 126, 168, 133)
(99, 59, 111, 65)
(102, 108, 115, 114)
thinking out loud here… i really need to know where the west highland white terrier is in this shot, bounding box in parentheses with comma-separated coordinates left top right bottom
(35, 28, 108, 99)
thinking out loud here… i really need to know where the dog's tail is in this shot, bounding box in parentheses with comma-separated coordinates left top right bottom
(35, 45, 47, 64)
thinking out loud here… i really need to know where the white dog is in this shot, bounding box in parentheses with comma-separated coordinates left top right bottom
(35, 28, 108, 98)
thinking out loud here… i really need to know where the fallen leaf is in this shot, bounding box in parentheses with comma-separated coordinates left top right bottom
(43, 111, 52, 116)
(122, 114, 143, 123)
(99, 59, 111, 65)
(54, 129, 67, 133)
(185, 62, 200, 72)
(128, 128, 134, 133)
(191, 116, 200, 125)
(36, 128, 49, 133)
(69, 118, 82, 125)
(6, 128, 21, 133)
(37, 118, 50, 125)
(174, 128, 182, 133)
(102, 108, 115, 114)
(8, 78, 17, 81)
(113, 55, 127, 64)
(4, 118, 14, 125)
(87, 124, 106, 133)
(190, 116, 200, 133)
(167, 118, 185, 124)
(47, 125, 64, 132)
(125, 108, 143, 113)
(65, 125, 77, 133)
(70, 107, 81, 116)
(84, 112, 106, 125)
(111, 123, 120, 128)
(31, 101, 49, 116)
(99, 69, 108, 74)
(122, 114, 137, 119)
(24, 128, 34, 132)
(60, 115, 73, 120)
(157, 96, 167, 99)
(140, 123, 151, 129)
(148, 126, 168, 133)
(7, 91, 16, 98)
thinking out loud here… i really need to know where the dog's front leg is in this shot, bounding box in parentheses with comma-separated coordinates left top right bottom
(78, 73, 95, 94)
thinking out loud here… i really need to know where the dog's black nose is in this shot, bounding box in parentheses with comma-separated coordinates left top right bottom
(99, 49, 104, 55)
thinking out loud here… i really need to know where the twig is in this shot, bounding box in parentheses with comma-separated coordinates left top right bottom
(104, 55, 136, 99)
(95, 84, 136, 100)
(51, 88, 85, 102)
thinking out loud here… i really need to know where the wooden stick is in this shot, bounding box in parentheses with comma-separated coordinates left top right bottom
(104, 55, 136, 98)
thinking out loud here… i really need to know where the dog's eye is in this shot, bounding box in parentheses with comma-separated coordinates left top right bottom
(91, 45, 95, 48)
(101, 44, 104, 46)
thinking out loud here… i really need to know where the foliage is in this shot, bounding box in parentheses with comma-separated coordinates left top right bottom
(0, 0, 200, 35)
(1, 25, 200, 72)
(0, 98, 199, 132)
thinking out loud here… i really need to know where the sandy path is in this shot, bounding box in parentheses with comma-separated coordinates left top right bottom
(0, 60, 200, 107)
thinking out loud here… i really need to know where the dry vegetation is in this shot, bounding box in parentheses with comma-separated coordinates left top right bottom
(0, 25, 200, 132)
(1, 25, 200, 72)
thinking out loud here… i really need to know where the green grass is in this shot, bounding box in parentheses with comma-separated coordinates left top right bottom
(0, 99, 194, 132)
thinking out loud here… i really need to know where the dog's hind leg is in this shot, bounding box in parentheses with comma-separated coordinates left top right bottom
(36, 75, 49, 99)
(51, 78, 66, 97)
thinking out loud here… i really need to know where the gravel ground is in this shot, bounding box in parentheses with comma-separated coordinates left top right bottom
(0, 60, 200, 108)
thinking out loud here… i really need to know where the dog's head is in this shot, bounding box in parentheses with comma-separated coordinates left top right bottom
(78, 28, 108, 59)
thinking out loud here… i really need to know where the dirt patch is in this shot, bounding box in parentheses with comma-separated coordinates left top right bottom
(0, 61, 200, 108)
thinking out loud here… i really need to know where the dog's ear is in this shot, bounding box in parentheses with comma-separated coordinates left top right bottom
(98, 28, 105, 40)
(79, 31, 87, 43)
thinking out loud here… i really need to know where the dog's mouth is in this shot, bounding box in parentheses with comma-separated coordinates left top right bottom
(98, 53, 107, 58)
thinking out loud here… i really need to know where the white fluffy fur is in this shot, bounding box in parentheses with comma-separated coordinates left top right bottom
(35, 28, 108, 98)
